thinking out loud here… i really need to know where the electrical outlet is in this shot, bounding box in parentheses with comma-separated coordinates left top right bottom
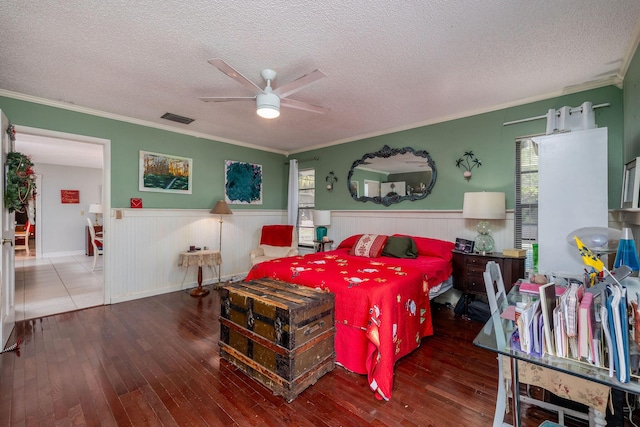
(80, 210, 84, 216)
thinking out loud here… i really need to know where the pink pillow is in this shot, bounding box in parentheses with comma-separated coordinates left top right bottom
(393, 234, 455, 261)
(337, 234, 363, 249)
(350, 234, 388, 258)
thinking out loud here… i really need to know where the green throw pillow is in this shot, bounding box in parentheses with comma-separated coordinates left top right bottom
(381, 236, 418, 259)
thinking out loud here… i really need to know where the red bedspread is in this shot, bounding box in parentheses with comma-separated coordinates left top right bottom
(245, 248, 450, 400)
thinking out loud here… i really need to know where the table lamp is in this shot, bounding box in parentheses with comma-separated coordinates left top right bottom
(88, 203, 103, 226)
(313, 210, 331, 241)
(462, 192, 506, 254)
(210, 200, 233, 282)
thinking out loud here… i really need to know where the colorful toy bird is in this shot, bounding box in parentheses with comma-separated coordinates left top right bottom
(574, 235, 604, 272)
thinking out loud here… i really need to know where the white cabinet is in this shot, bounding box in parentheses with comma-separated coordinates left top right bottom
(533, 128, 608, 275)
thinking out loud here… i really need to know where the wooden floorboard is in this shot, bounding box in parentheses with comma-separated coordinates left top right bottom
(1, 286, 638, 426)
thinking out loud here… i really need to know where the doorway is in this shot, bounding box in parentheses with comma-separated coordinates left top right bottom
(364, 179, 380, 197)
(13, 126, 110, 320)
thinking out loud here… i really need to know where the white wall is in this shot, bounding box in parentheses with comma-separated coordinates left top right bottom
(327, 210, 514, 251)
(35, 163, 103, 257)
(106, 209, 288, 303)
(104, 208, 515, 304)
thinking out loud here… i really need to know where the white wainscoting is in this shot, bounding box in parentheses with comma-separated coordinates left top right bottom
(326, 210, 515, 252)
(104, 208, 514, 304)
(106, 209, 287, 303)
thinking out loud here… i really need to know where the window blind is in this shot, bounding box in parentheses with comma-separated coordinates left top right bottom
(515, 138, 540, 272)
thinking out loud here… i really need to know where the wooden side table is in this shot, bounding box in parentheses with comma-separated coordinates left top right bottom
(178, 250, 222, 297)
(313, 239, 333, 252)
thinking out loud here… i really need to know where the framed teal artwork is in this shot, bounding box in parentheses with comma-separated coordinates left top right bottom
(225, 160, 262, 204)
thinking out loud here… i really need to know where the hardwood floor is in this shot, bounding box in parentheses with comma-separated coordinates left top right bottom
(0, 286, 634, 426)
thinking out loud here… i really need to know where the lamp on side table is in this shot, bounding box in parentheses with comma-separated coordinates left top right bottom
(89, 203, 103, 226)
(313, 210, 331, 242)
(462, 192, 505, 255)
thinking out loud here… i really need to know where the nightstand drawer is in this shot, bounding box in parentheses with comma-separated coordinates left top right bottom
(466, 264, 486, 275)
(465, 256, 491, 267)
(465, 278, 487, 294)
(452, 250, 526, 297)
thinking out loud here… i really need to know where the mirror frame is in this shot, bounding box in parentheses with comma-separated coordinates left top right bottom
(347, 145, 437, 206)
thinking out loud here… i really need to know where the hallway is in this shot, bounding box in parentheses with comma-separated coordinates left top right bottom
(14, 252, 104, 321)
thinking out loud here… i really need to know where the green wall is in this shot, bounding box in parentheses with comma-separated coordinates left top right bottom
(0, 96, 288, 209)
(295, 85, 624, 211)
(0, 80, 627, 213)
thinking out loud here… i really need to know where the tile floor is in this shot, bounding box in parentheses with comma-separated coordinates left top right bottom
(15, 246, 104, 321)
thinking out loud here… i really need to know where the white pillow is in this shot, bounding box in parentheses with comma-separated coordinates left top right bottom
(260, 244, 293, 258)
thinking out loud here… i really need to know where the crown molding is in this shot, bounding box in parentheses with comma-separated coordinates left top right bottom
(289, 77, 619, 155)
(619, 17, 640, 84)
(0, 89, 286, 155)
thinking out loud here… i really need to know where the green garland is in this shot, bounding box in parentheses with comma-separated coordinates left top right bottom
(4, 151, 36, 213)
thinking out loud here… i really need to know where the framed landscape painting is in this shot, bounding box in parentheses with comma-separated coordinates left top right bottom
(139, 151, 193, 194)
(225, 160, 263, 204)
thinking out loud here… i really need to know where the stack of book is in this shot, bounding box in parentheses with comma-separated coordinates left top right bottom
(512, 280, 635, 383)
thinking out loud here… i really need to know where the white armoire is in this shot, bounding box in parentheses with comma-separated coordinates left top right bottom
(533, 127, 608, 275)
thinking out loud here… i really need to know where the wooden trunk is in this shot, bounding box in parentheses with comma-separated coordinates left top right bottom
(218, 278, 335, 402)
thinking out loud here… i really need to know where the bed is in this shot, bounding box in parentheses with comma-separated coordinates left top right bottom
(245, 233, 454, 400)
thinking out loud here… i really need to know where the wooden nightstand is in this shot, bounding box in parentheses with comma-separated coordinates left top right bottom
(313, 240, 333, 252)
(452, 250, 526, 298)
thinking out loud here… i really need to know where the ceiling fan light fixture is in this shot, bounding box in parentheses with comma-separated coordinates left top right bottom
(256, 92, 280, 119)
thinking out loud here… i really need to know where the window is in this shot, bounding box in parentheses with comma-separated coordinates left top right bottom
(298, 169, 315, 246)
(515, 138, 539, 272)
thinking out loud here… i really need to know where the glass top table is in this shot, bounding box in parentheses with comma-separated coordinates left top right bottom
(473, 282, 639, 426)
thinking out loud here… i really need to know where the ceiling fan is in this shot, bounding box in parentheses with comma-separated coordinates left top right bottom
(199, 58, 329, 119)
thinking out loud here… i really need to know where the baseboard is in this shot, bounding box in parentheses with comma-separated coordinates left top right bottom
(41, 250, 85, 258)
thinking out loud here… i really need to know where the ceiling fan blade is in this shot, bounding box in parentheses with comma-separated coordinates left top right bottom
(208, 58, 263, 94)
(273, 69, 326, 99)
(199, 96, 256, 103)
(281, 98, 330, 114)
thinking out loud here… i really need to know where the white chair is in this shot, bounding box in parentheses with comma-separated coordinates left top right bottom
(483, 261, 597, 427)
(250, 225, 298, 266)
(14, 221, 32, 256)
(87, 217, 103, 271)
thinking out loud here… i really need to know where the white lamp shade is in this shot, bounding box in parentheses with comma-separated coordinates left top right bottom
(256, 92, 280, 119)
(88, 203, 103, 214)
(462, 192, 506, 219)
(313, 210, 331, 226)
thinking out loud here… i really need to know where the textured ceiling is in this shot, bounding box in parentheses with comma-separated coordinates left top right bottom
(1, 0, 640, 155)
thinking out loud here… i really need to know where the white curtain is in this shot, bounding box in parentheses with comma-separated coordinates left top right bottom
(287, 159, 298, 226)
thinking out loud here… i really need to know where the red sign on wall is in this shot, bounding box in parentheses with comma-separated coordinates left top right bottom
(61, 190, 80, 204)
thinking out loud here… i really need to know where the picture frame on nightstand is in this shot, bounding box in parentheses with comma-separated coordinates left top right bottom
(622, 157, 640, 209)
(455, 237, 475, 254)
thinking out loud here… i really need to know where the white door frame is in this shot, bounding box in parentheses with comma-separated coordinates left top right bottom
(364, 179, 380, 197)
(14, 125, 111, 304)
(34, 173, 42, 258)
(0, 110, 16, 347)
